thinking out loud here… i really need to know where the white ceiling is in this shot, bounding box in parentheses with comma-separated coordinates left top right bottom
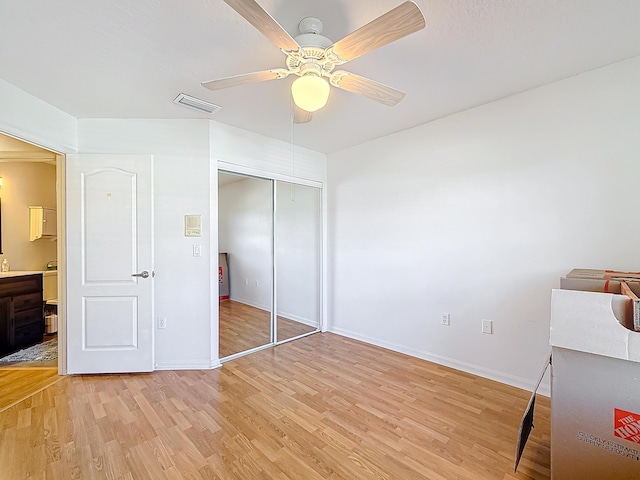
(1, 0, 639, 154)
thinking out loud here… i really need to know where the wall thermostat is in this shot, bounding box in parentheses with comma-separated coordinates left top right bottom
(184, 214, 202, 237)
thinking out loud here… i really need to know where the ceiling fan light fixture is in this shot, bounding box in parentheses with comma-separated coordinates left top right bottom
(209, 0, 426, 122)
(291, 74, 330, 113)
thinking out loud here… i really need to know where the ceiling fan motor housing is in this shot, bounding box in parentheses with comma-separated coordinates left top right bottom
(298, 17, 324, 35)
(287, 16, 340, 80)
(295, 17, 333, 50)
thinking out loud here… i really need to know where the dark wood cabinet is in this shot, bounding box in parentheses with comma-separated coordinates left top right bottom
(0, 274, 44, 355)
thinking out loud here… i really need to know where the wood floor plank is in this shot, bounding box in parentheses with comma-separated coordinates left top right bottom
(0, 333, 550, 479)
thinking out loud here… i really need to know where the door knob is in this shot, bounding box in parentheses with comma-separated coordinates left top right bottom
(132, 271, 150, 278)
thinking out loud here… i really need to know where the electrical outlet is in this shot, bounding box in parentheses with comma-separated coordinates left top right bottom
(482, 319, 493, 334)
(441, 312, 450, 326)
(193, 245, 201, 257)
(158, 317, 167, 329)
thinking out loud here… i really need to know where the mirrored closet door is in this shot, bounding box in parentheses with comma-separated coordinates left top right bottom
(218, 171, 322, 361)
(275, 181, 321, 343)
(218, 172, 273, 359)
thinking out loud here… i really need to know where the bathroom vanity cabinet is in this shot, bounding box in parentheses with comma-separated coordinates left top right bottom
(0, 272, 44, 355)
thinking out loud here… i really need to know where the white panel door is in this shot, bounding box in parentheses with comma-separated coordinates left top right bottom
(66, 155, 153, 373)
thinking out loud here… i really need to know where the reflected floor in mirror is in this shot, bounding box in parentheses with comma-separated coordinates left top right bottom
(219, 300, 317, 358)
(276, 314, 317, 343)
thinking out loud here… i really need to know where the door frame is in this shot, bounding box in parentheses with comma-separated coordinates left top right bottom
(0, 130, 68, 375)
(56, 153, 67, 375)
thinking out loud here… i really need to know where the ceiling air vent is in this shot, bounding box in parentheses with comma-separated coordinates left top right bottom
(173, 93, 222, 114)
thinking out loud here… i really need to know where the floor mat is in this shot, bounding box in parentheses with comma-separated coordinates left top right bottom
(0, 337, 58, 363)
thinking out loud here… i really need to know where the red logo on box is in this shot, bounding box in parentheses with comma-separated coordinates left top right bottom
(614, 409, 640, 444)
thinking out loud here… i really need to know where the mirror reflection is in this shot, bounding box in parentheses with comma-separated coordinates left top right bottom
(275, 181, 321, 342)
(218, 172, 273, 358)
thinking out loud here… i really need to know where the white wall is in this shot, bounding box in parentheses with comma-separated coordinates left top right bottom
(0, 79, 77, 153)
(218, 176, 273, 310)
(327, 55, 640, 393)
(78, 119, 214, 369)
(211, 122, 326, 183)
(0, 162, 57, 270)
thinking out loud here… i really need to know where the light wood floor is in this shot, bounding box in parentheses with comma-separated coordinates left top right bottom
(0, 334, 59, 412)
(0, 333, 550, 479)
(0, 367, 63, 413)
(219, 300, 317, 358)
(0, 303, 319, 414)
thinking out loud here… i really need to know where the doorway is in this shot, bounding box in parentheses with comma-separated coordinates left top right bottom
(218, 171, 322, 361)
(0, 133, 60, 369)
(0, 132, 64, 410)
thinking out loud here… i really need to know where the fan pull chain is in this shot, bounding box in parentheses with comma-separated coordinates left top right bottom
(289, 97, 296, 202)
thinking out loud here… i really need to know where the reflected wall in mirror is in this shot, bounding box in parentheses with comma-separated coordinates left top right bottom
(218, 172, 273, 358)
(275, 181, 321, 342)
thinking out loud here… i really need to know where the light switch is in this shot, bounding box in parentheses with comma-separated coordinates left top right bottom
(482, 319, 493, 334)
(193, 245, 202, 257)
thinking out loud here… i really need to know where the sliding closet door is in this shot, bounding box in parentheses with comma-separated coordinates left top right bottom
(218, 172, 273, 358)
(275, 181, 321, 342)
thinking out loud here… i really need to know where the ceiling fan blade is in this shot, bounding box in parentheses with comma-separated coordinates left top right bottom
(293, 105, 313, 124)
(223, 0, 300, 52)
(331, 71, 406, 106)
(202, 69, 288, 91)
(329, 1, 425, 63)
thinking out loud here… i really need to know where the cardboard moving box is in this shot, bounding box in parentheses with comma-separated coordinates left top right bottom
(621, 281, 640, 331)
(560, 276, 623, 294)
(565, 268, 640, 281)
(560, 272, 640, 331)
(517, 271, 640, 478)
(549, 288, 640, 479)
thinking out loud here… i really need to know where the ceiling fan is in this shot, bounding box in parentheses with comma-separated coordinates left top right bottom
(202, 0, 426, 123)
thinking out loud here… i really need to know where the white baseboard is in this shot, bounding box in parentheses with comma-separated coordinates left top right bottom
(154, 360, 220, 371)
(329, 326, 551, 397)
